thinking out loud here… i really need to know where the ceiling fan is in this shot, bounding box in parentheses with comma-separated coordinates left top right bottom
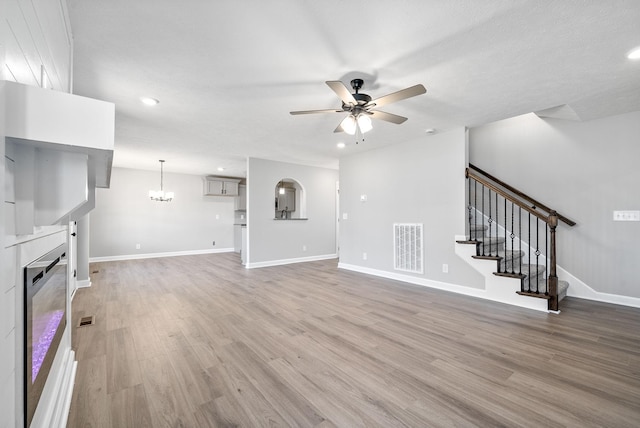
(290, 79, 426, 135)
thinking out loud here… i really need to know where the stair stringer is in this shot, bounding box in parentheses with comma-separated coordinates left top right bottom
(455, 235, 550, 312)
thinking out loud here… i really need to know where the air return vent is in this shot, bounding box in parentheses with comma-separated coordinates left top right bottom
(394, 223, 423, 274)
(78, 315, 95, 327)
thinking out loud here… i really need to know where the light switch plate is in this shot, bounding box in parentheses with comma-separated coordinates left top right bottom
(613, 210, 640, 221)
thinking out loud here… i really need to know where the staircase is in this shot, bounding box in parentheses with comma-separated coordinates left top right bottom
(456, 164, 575, 312)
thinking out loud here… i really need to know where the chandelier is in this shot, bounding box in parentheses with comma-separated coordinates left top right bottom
(149, 160, 174, 202)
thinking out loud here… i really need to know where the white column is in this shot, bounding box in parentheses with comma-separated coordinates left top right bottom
(76, 214, 91, 288)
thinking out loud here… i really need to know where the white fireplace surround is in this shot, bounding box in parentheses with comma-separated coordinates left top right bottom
(12, 227, 76, 428)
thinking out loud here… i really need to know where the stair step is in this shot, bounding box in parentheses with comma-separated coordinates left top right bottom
(469, 224, 488, 240)
(499, 263, 546, 279)
(475, 237, 506, 255)
(469, 224, 487, 231)
(494, 272, 526, 279)
(558, 280, 569, 301)
(497, 249, 525, 261)
(523, 276, 569, 297)
(520, 264, 546, 277)
(497, 250, 525, 272)
(516, 291, 551, 299)
(516, 280, 569, 301)
(476, 236, 505, 244)
(472, 255, 500, 261)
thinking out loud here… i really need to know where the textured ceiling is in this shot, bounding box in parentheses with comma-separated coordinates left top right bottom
(67, 0, 640, 177)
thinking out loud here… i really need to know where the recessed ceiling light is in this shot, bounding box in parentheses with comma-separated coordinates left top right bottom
(217, 167, 225, 172)
(140, 97, 159, 106)
(337, 142, 346, 149)
(628, 46, 640, 60)
(425, 128, 436, 134)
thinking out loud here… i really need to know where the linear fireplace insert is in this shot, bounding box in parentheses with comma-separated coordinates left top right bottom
(24, 243, 67, 427)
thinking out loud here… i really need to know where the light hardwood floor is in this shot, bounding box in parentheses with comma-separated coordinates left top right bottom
(67, 253, 640, 427)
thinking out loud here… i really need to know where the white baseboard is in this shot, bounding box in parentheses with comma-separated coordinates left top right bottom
(89, 247, 234, 263)
(559, 266, 640, 308)
(246, 253, 337, 269)
(338, 261, 485, 296)
(76, 279, 91, 289)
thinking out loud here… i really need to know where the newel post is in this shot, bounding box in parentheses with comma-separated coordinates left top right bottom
(548, 211, 559, 311)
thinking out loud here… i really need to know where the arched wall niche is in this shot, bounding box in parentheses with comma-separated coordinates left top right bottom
(274, 178, 307, 219)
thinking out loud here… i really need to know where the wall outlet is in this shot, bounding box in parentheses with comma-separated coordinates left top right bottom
(613, 210, 640, 221)
(360, 194, 368, 202)
(343, 213, 348, 220)
(215, 214, 220, 220)
(302, 245, 307, 251)
(442, 264, 449, 273)
(135, 243, 141, 250)
(362, 252, 368, 260)
(212, 241, 216, 246)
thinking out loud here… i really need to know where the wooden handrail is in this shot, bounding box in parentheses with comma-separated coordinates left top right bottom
(469, 164, 576, 227)
(466, 168, 550, 224)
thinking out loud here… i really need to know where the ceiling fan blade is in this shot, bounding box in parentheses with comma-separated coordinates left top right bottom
(290, 108, 342, 115)
(333, 122, 345, 133)
(326, 81, 357, 105)
(370, 110, 408, 124)
(367, 84, 426, 108)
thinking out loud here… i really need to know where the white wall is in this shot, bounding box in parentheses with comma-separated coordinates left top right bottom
(2, 0, 72, 92)
(2, 1, 74, 426)
(1, 84, 11, 428)
(247, 158, 338, 266)
(338, 127, 483, 290)
(90, 167, 237, 259)
(470, 111, 640, 299)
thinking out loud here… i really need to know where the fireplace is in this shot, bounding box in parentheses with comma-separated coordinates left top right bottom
(24, 243, 68, 427)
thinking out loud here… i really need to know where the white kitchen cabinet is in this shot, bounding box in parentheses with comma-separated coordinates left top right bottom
(204, 177, 240, 196)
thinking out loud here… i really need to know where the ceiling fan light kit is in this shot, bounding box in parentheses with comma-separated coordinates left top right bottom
(290, 78, 426, 139)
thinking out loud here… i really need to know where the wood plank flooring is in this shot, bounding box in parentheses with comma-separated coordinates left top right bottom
(67, 253, 640, 427)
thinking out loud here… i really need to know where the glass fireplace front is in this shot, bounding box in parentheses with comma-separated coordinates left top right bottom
(24, 243, 67, 427)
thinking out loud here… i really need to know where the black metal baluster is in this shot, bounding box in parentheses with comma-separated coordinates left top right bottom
(495, 192, 499, 259)
(481, 184, 486, 256)
(474, 180, 478, 241)
(488, 189, 493, 256)
(528, 213, 531, 292)
(503, 198, 507, 273)
(535, 218, 540, 294)
(519, 207, 522, 276)
(468, 177, 472, 240)
(545, 223, 549, 296)
(510, 202, 515, 274)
